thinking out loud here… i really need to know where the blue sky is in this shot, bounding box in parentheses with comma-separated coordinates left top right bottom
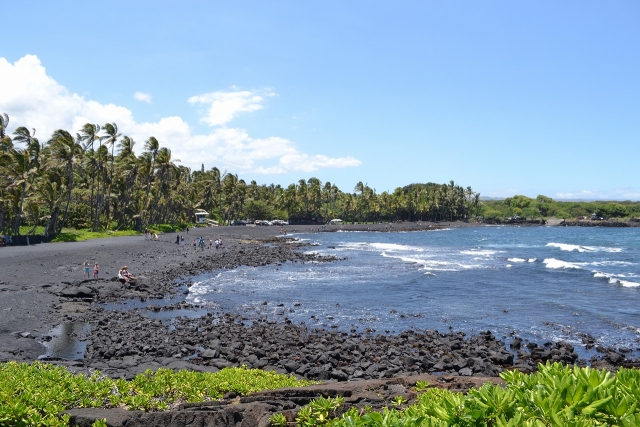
(1, 1, 639, 200)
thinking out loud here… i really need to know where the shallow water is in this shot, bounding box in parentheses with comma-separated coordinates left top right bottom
(39, 322, 91, 360)
(187, 226, 640, 358)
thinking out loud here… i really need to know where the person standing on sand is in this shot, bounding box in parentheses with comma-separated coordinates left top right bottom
(83, 260, 90, 279)
(180, 236, 185, 247)
(93, 263, 99, 279)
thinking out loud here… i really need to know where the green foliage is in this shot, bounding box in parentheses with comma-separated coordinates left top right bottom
(596, 203, 629, 218)
(270, 412, 288, 427)
(484, 195, 640, 222)
(51, 228, 140, 242)
(245, 199, 274, 220)
(65, 202, 92, 228)
(414, 380, 431, 392)
(296, 396, 344, 427)
(296, 363, 640, 427)
(0, 362, 314, 427)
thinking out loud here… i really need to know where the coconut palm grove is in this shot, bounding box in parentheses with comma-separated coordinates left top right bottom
(0, 114, 485, 236)
(2, 114, 639, 238)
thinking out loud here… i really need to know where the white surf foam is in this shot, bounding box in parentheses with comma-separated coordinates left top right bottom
(507, 258, 526, 262)
(370, 242, 424, 252)
(546, 242, 622, 253)
(543, 258, 582, 269)
(528, 258, 537, 262)
(460, 250, 497, 256)
(592, 271, 640, 287)
(382, 253, 479, 271)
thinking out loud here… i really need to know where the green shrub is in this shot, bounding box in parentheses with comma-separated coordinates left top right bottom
(0, 362, 314, 427)
(295, 363, 640, 427)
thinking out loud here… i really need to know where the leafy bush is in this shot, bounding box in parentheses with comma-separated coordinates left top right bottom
(0, 362, 314, 427)
(288, 363, 640, 427)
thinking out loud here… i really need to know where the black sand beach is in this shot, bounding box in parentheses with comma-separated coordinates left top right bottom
(1, 222, 637, 425)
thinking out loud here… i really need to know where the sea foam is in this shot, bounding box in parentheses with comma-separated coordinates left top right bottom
(543, 258, 581, 269)
(546, 242, 622, 253)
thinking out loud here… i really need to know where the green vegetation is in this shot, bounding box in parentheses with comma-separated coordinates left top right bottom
(1, 113, 483, 236)
(0, 361, 314, 427)
(291, 363, 640, 427)
(50, 229, 141, 242)
(482, 195, 640, 223)
(2, 113, 638, 237)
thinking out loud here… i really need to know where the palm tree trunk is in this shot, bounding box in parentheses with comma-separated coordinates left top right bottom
(12, 182, 26, 235)
(58, 166, 74, 233)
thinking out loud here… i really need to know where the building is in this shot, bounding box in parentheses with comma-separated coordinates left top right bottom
(194, 210, 209, 224)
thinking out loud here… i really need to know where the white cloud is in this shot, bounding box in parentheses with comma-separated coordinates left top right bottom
(0, 54, 361, 174)
(556, 189, 640, 201)
(188, 89, 274, 127)
(134, 92, 152, 103)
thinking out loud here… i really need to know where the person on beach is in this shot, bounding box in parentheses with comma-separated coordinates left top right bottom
(208, 238, 212, 250)
(180, 236, 185, 247)
(118, 266, 135, 284)
(193, 239, 197, 250)
(93, 263, 99, 279)
(176, 235, 180, 245)
(83, 260, 90, 278)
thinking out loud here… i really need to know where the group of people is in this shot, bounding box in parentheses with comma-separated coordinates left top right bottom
(174, 235, 223, 251)
(83, 260, 99, 279)
(83, 259, 135, 284)
(143, 228, 159, 240)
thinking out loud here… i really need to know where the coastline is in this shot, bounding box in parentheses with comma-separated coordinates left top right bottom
(1, 223, 638, 385)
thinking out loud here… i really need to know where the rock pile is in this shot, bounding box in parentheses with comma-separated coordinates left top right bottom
(73, 309, 587, 380)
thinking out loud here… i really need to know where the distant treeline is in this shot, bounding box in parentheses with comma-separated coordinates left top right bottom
(481, 195, 640, 222)
(1, 114, 637, 236)
(0, 115, 482, 235)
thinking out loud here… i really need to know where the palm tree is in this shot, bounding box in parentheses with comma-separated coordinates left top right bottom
(48, 130, 82, 233)
(143, 136, 159, 210)
(78, 123, 101, 229)
(1, 148, 32, 234)
(0, 113, 12, 153)
(100, 123, 121, 226)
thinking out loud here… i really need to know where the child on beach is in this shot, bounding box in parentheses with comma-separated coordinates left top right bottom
(93, 263, 99, 279)
(83, 260, 90, 278)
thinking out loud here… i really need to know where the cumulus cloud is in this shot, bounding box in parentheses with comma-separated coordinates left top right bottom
(134, 92, 152, 103)
(0, 54, 361, 174)
(188, 89, 274, 127)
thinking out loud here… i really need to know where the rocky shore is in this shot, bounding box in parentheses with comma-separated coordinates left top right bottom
(1, 223, 639, 426)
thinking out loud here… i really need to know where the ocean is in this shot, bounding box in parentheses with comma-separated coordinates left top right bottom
(187, 226, 640, 358)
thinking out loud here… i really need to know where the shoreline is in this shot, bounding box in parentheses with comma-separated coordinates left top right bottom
(1, 223, 637, 381)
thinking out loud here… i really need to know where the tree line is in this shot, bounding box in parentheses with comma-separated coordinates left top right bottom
(0, 115, 483, 235)
(482, 195, 640, 222)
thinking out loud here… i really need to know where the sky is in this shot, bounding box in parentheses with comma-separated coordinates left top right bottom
(1, 1, 639, 200)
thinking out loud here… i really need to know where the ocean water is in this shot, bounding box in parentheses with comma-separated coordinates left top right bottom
(187, 226, 640, 358)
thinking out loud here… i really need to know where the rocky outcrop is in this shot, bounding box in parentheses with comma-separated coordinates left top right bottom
(66, 374, 504, 427)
